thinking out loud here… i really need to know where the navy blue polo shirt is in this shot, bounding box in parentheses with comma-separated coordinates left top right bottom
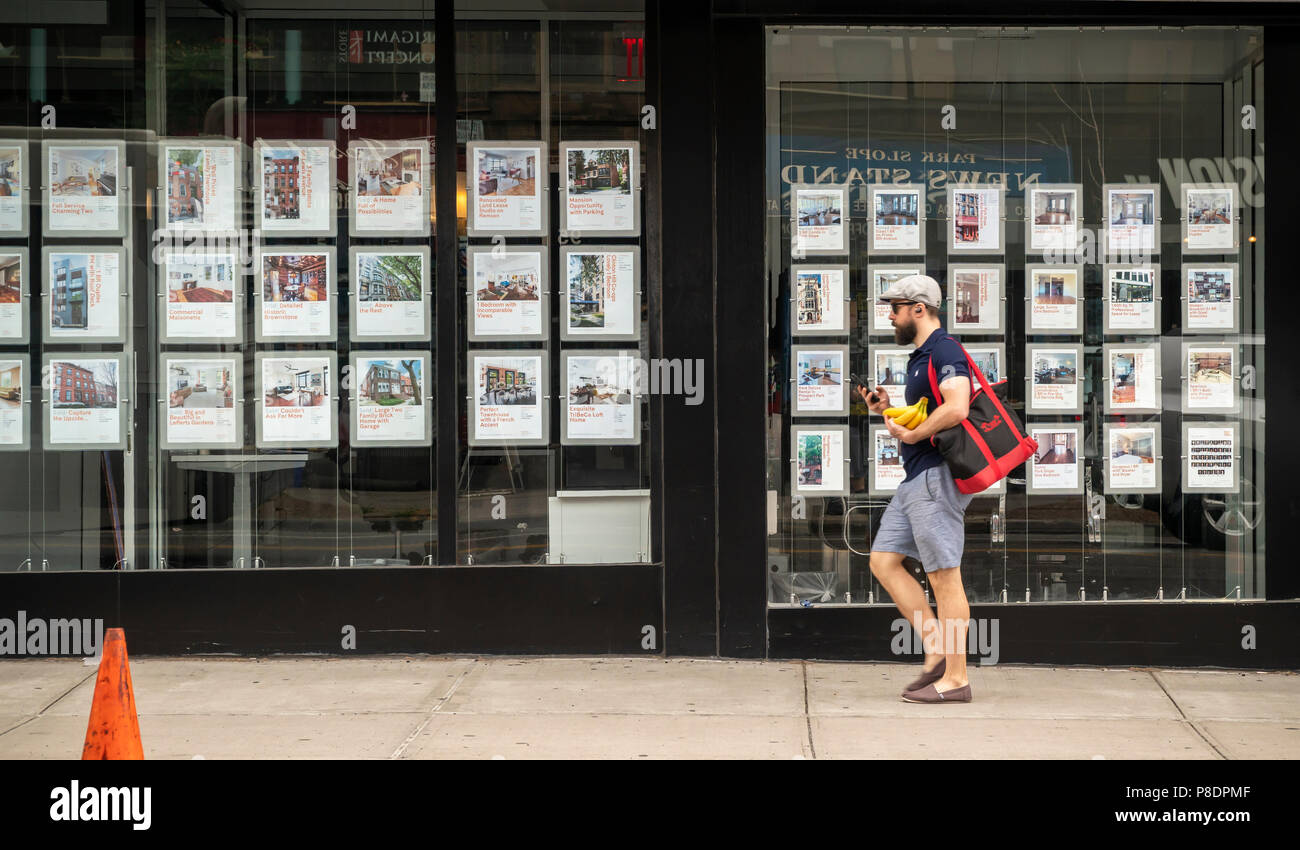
(899, 327, 970, 482)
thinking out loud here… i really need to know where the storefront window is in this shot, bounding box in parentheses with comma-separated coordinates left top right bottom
(766, 26, 1264, 604)
(0, 0, 653, 572)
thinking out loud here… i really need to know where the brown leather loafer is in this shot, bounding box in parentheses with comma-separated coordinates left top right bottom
(900, 682, 972, 703)
(901, 658, 945, 695)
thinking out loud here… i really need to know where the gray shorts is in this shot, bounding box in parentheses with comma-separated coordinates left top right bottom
(870, 464, 975, 573)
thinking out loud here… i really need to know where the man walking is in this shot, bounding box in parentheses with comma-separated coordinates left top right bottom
(855, 274, 976, 703)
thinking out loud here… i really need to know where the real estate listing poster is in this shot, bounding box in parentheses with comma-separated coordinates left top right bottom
(1028, 346, 1082, 414)
(562, 351, 639, 445)
(469, 351, 546, 445)
(873, 347, 912, 399)
(468, 142, 545, 235)
(257, 248, 334, 341)
(352, 353, 430, 446)
(1106, 344, 1159, 413)
(792, 345, 848, 416)
(352, 249, 429, 341)
(869, 425, 905, 494)
(947, 185, 1002, 253)
(1104, 264, 1159, 333)
(868, 184, 924, 254)
(1027, 264, 1082, 333)
(468, 247, 546, 340)
(1185, 423, 1237, 492)
(1185, 344, 1236, 411)
(0, 251, 26, 342)
(163, 356, 239, 449)
(1183, 183, 1237, 254)
(44, 249, 124, 342)
(349, 141, 428, 235)
(561, 142, 637, 235)
(562, 247, 638, 340)
(258, 355, 335, 446)
(791, 184, 847, 256)
(1184, 264, 1236, 332)
(161, 142, 238, 234)
(0, 142, 27, 235)
(1028, 426, 1082, 494)
(1104, 184, 1159, 257)
(966, 344, 1005, 386)
(948, 264, 1003, 334)
(792, 265, 848, 336)
(257, 141, 334, 235)
(870, 265, 922, 334)
(793, 425, 847, 496)
(0, 357, 25, 449)
(46, 142, 124, 234)
(161, 252, 238, 342)
(1026, 184, 1080, 254)
(46, 356, 124, 449)
(1105, 424, 1160, 493)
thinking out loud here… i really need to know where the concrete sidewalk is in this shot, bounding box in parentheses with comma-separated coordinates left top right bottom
(0, 657, 1296, 759)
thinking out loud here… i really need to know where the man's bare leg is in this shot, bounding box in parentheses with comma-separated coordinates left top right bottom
(869, 551, 942, 671)
(926, 565, 970, 690)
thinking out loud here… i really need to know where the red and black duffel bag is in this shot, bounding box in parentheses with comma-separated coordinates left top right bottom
(926, 337, 1038, 495)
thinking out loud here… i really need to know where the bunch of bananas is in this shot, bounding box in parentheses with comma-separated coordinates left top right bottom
(883, 397, 928, 429)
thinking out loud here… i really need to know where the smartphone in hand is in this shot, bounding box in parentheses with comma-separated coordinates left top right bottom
(850, 373, 878, 405)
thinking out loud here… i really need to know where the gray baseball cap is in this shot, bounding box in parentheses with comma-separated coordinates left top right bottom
(877, 273, 942, 309)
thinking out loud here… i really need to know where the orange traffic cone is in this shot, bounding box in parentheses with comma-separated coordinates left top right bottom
(81, 627, 144, 760)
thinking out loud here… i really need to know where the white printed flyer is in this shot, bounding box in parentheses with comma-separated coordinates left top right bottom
(470, 143, 543, 233)
(1106, 265, 1158, 332)
(471, 353, 545, 443)
(1105, 185, 1158, 257)
(793, 266, 847, 335)
(948, 186, 1001, 253)
(165, 358, 238, 447)
(47, 144, 121, 233)
(260, 356, 332, 443)
(353, 355, 428, 445)
(563, 144, 635, 233)
(1028, 266, 1080, 331)
(1187, 346, 1235, 410)
(470, 249, 544, 338)
(792, 185, 847, 255)
(1185, 265, 1234, 331)
(351, 142, 426, 233)
(1027, 184, 1079, 253)
(0, 358, 23, 446)
(259, 250, 332, 339)
(0, 144, 24, 234)
(1184, 185, 1235, 253)
(1029, 347, 1080, 412)
(564, 249, 637, 338)
(163, 144, 237, 233)
(47, 358, 121, 446)
(795, 427, 845, 495)
(872, 428, 905, 493)
(870, 185, 923, 253)
(949, 265, 1002, 333)
(1107, 427, 1158, 491)
(564, 352, 637, 443)
(1186, 425, 1236, 491)
(793, 347, 846, 415)
(162, 252, 237, 341)
(0, 253, 23, 340)
(1108, 346, 1158, 412)
(47, 251, 121, 341)
(259, 142, 332, 233)
(353, 250, 426, 340)
(1030, 428, 1081, 491)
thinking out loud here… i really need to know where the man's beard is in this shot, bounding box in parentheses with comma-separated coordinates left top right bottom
(894, 320, 917, 345)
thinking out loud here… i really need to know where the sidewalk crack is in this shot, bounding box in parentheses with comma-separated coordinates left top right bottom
(0, 667, 98, 739)
(802, 661, 816, 759)
(389, 658, 478, 759)
(1149, 669, 1228, 760)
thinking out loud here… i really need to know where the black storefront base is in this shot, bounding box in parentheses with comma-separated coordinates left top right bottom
(770, 601, 1300, 669)
(0, 566, 663, 656)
